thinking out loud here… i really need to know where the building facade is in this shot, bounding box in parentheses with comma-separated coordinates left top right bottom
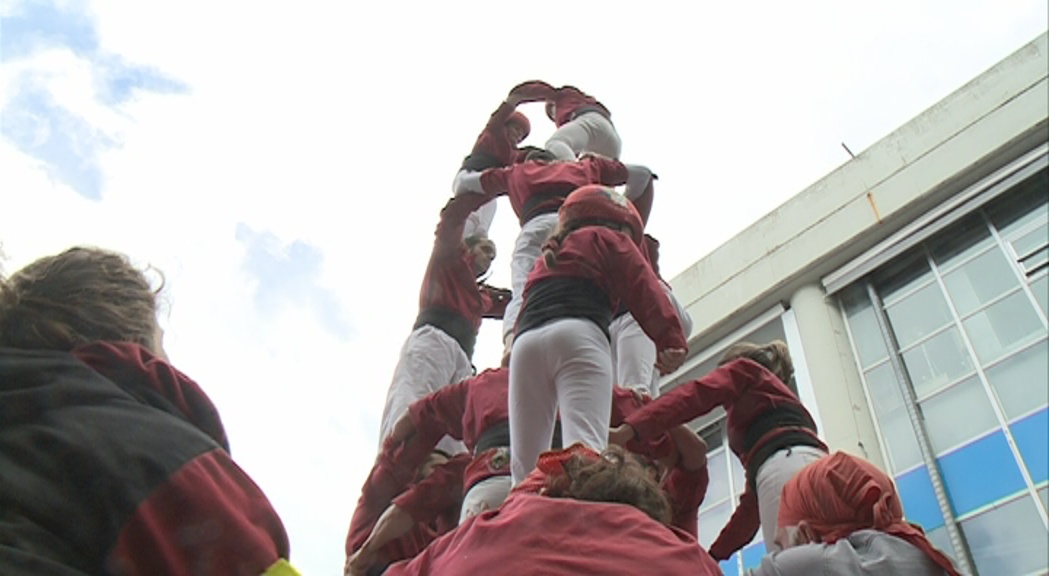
(663, 33, 1049, 575)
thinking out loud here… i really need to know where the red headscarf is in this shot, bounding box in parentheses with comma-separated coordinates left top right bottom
(778, 452, 959, 575)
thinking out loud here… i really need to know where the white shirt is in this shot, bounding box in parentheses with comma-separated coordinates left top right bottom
(747, 530, 953, 576)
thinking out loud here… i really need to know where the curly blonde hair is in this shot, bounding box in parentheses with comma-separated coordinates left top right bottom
(0, 247, 162, 352)
(544, 445, 671, 525)
(718, 340, 795, 388)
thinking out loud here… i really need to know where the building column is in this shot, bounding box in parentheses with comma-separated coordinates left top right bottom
(789, 283, 885, 469)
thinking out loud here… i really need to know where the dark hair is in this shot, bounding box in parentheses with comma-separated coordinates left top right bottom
(525, 148, 557, 163)
(0, 247, 162, 352)
(718, 340, 794, 388)
(544, 445, 672, 524)
(463, 233, 489, 249)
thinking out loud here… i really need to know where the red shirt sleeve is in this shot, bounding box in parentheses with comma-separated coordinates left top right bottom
(623, 359, 764, 443)
(73, 342, 229, 451)
(408, 379, 469, 443)
(434, 193, 496, 257)
(478, 166, 513, 195)
(594, 232, 686, 352)
(590, 157, 630, 186)
(106, 449, 289, 576)
(392, 454, 469, 524)
(480, 285, 511, 319)
(708, 486, 761, 561)
(346, 441, 420, 554)
(665, 466, 709, 538)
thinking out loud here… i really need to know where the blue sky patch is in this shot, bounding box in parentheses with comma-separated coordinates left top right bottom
(0, 0, 187, 199)
(236, 223, 355, 341)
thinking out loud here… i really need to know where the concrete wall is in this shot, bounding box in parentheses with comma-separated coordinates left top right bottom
(671, 33, 1048, 351)
(665, 33, 1049, 459)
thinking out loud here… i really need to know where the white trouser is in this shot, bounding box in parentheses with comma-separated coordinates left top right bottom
(609, 312, 658, 397)
(545, 111, 622, 161)
(509, 318, 613, 485)
(453, 168, 498, 239)
(459, 475, 512, 523)
(378, 325, 473, 455)
(501, 212, 559, 342)
(755, 445, 828, 551)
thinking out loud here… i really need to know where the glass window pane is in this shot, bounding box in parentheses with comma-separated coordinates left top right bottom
(986, 169, 1049, 237)
(1031, 274, 1048, 317)
(730, 452, 746, 497)
(865, 362, 923, 471)
(1021, 247, 1049, 275)
(986, 340, 1049, 420)
(841, 286, 889, 368)
(960, 494, 1049, 576)
(919, 377, 998, 455)
(942, 247, 1020, 317)
(699, 500, 732, 550)
(925, 526, 962, 570)
(886, 283, 954, 349)
(901, 327, 976, 397)
(702, 449, 730, 507)
(877, 253, 933, 305)
(930, 212, 994, 272)
(962, 289, 1043, 364)
(1013, 222, 1049, 256)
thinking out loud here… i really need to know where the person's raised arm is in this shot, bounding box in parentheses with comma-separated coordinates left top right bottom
(615, 359, 770, 445)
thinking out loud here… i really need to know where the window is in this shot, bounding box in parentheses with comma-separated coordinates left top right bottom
(839, 169, 1049, 575)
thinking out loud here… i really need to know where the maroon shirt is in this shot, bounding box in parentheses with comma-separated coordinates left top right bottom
(385, 492, 721, 576)
(610, 387, 708, 538)
(549, 85, 611, 126)
(404, 367, 511, 490)
(469, 101, 525, 167)
(478, 157, 629, 224)
(622, 358, 826, 559)
(66, 342, 289, 575)
(419, 193, 505, 333)
(345, 446, 468, 568)
(521, 227, 687, 352)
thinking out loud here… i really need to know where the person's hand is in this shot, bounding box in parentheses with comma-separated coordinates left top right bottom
(509, 80, 554, 103)
(388, 413, 416, 444)
(345, 546, 374, 576)
(608, 424, 637, 446)
(656, 348, 686, 375)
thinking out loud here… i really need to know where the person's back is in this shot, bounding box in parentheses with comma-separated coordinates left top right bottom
(765, 451, 960, 576)
(749, 529, 947, 575)
(0, 247, 292, 575)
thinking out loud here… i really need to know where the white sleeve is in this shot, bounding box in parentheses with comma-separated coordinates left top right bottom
(453, 170, 486, 196)
(663, 282, 693, 337)
(623, 164, 654, 200)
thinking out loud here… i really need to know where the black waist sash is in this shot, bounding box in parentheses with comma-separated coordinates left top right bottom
(414, 306, 476, 359)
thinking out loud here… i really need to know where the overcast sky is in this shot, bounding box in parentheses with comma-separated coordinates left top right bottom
(1, 1, 1046, 572)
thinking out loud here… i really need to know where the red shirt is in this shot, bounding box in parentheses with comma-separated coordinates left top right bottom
(385, 492, 721, 576)
(469, 101, 524, 167)
(522, 227, 687, 352)
(550, 85, 611, 127)
(479, 157, 629, 224)
(345, 445, 467, 567)
(419, 193, 504, 333)
(404, 367, 511, 490)
(622, 358, 825, 559)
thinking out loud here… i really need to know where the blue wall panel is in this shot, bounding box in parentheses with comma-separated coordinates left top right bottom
(1011, 408, 1048, 484)
(938, 431, 1026, 515)
(895, 466, 946, 530)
